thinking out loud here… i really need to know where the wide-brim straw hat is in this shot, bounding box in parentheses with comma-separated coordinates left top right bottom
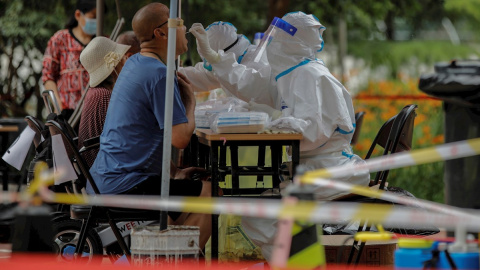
(80, 36, 131, 87)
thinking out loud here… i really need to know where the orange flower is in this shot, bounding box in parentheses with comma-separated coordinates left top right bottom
(415, 114, 426, 126)
(422, 125, 431, 135)
(432, 135, 444, 144)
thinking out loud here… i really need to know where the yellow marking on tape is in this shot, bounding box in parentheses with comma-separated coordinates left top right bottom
(27, 162, 48, 195)
(53, 193, 87, 205)
(467, 138, 480, 154)
(352, 203, 394, 223)
(351, 185, 384, 199)
(302, 170, 333, 184)
(279, 201, 317, 221)
(286, 242, 325, 268)
(183, 197, 216, 214)
(409, 147, 443, 166)
(168, 18, 184, 27)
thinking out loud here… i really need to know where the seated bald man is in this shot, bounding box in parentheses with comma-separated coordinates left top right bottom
(89, 2, 211, 248)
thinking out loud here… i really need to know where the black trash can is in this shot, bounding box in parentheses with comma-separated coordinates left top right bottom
(419, 60, 480, 209)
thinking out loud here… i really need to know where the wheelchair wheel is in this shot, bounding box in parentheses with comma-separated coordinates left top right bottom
(52, 219, 103, 263)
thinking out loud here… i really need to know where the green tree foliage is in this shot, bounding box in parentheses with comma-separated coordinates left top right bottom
(0, 0, 69, 117)
(1, 0, 480, 118)
(445, 0, 480, 22)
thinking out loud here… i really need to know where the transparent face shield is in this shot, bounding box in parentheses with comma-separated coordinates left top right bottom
(243, 17, 297, 64)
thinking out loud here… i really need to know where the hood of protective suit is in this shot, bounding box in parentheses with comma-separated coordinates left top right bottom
(203, 21, 251, 63)
(266, 12, 325, 78)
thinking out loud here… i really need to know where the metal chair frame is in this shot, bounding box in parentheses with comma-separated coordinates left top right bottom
(346, 104, 418, 265)
(45, 120, 160, 262)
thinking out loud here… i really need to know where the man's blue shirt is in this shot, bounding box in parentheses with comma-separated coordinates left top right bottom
(88, 54, 188, 194)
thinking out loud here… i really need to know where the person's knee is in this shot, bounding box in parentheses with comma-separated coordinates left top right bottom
(200, 180, 211, 197)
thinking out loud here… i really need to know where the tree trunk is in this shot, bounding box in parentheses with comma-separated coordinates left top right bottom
(338, 14, 347, 84)
(385, 10, 395, 41)
(267, 0, 290, 29)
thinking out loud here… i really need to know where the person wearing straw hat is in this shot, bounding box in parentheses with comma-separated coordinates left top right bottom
(77, 36, 131, 168)
(88, 2, 212, 249)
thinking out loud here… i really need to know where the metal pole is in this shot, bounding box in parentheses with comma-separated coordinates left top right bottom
(159, 0, 179, 231)
(96, 0, 104, 37)
(177, 0, 181, 69)
(114, 0, 122, 18)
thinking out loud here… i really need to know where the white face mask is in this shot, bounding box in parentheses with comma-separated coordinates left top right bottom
(81, 13, 97, 35)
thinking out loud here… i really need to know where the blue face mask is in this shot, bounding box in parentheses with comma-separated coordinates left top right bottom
(82, 14, 97, 35)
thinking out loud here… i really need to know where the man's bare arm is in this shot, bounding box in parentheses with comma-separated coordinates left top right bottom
(171, 72, 196, 149)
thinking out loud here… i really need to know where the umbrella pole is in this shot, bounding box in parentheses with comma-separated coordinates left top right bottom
(159, 0, 180, 231)
(96, 0, 104, 36)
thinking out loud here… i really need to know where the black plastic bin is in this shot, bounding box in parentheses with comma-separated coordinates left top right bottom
(419, 60, 480, 209)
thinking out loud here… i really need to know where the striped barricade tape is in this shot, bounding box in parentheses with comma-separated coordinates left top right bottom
(304, 177, 478, 221)
(2, 161, 478, 231)
(32, 188, 480, 231)
(301, 137, 480, 182)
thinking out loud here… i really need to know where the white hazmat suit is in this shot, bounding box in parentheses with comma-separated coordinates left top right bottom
(191, 12, 370, 262)
(187, 21, 278, 107)
(179, 22, 247, 92)
(266, 12, 369, 196)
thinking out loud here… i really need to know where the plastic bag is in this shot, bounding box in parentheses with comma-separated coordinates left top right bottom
(195, 97, 248, 129)
(211, 112, 269, 134)
(218, 215, 264, 262)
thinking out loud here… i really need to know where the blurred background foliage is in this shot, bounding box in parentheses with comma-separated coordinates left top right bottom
(1, 0, 480, 203)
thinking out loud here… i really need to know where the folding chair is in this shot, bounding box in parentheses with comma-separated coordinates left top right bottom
(351, 111, 365, 146)
(366, 104, 417, 189)
(25, 116, 44, 150)
(42, 90, 61, 115)
(45, 120, 161, 262)
(344, 104, 418, 264)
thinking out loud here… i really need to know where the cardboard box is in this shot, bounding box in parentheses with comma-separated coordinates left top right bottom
(322, 235, 397, 266)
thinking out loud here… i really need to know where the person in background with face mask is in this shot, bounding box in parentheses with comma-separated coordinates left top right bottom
(77, 36, 133, 168)
(42, 0, 106, 119)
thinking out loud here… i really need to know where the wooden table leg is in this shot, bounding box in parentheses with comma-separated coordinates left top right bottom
(210, 142, 220, 259)
(291, 140, 300, 178)
(257, 145, 266, 185)
(230, 145, 239, 195)
(271, 144, 281, 189)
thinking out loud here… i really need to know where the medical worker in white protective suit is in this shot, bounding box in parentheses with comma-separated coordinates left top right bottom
(191, 11, 370, 261)
(181, 21, 277, 107)
(186, 21, 280, 107)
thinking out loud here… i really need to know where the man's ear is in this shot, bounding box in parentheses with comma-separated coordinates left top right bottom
(157, 27, 167, 38)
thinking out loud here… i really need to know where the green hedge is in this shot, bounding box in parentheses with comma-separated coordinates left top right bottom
(348, 41, 480, 78)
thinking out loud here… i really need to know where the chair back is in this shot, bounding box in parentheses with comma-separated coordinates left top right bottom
(367, 104, 418, 189)
(351, 111, 365, 146)
(42, 90, 61, 114)
(46, 120, 100, 195)
(24, 116, 45, 149)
